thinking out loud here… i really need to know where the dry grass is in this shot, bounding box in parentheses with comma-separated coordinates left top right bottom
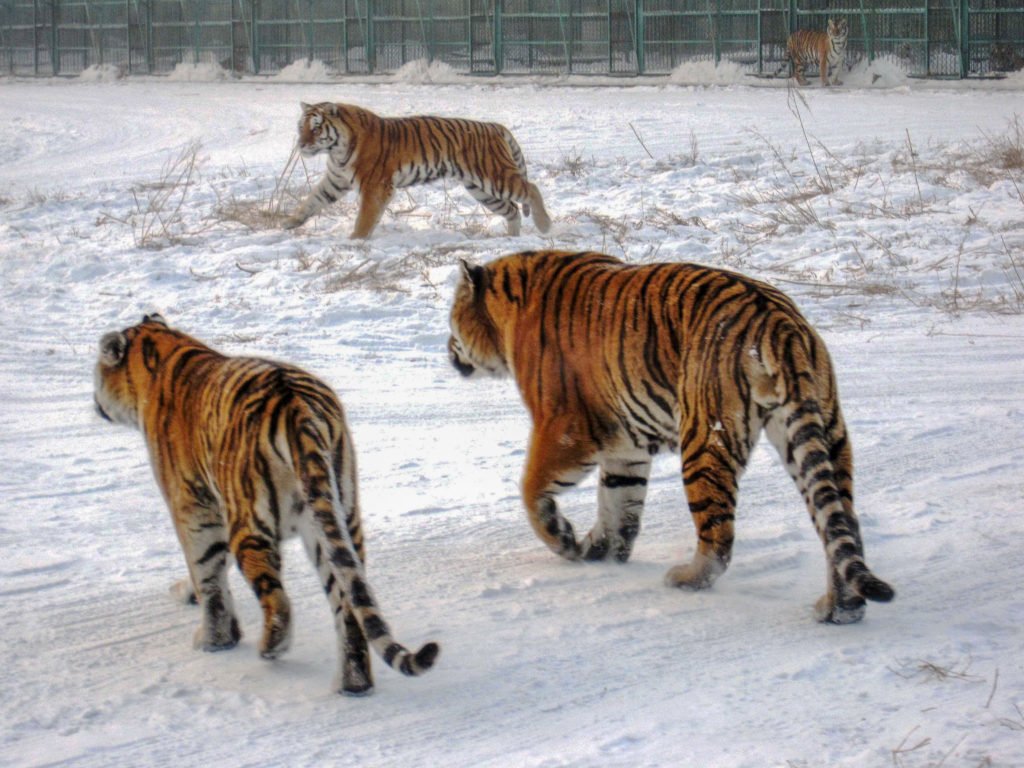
(214, 142, 314, 230)
(100, 140, 204, 248)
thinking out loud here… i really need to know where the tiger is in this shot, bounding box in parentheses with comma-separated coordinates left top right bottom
(783, 17, 848, 86)
(284, 101, 551, 239)
(94, 314, 439, 695)
(447, 250, 894, 624)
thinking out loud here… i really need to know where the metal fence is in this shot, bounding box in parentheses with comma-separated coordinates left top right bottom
(2, 1, 1023, 78)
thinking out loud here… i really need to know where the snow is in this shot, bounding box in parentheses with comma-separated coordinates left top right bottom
(2, 75, 1024, 767)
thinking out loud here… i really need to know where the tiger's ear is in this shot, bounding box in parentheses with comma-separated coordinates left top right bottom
(99, 332, 128, 367)
(142, 313, 167, 326)
(300, 101, 312, 112)
(460, 259, 487, 296)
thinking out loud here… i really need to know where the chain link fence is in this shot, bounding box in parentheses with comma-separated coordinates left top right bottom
(2, 0, 1022, 78)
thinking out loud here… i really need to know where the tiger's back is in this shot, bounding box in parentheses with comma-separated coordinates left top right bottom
(785, 17, 848, 86)
(448, 250, 894, 624)
(94, 315, 438, 694)
(287, 101, 550, 239)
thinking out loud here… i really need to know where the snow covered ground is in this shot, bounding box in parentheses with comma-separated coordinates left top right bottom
(1, 69, 1023, 767)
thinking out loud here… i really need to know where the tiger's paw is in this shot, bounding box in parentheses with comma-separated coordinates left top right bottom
(581, 534, 610, 561)
(664, 555, 725, 590)
(170, 578, 197, 605)
(258, 612, 293, 660)
(536, 497, 581, 561)
(815, 593, 866, 625)
(194, 616, 241, 652)
(581, 531, 634, 563)
(282, 216, 304, 230)
(337, 665, 374, 697)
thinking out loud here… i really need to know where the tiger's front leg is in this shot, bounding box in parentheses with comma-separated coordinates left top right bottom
(521, 420, 599, 560)
(171, 502, 241, 652)
(581, 453, 651, 563)
(284, 171, 352, 230)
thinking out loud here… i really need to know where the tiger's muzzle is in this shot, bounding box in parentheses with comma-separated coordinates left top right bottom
(447, 337, 476, 378)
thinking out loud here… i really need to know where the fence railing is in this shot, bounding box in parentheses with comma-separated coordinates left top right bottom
(2, 1, 1023, 79)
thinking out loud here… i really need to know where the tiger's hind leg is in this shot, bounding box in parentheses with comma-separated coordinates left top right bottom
(171, 500, 241, 652)
(666, 405, 758, 590)
(464, 183, 522, 236)
(793, 57, 809, 86)
(521, 418, 599, 560)
(581, 453, 651, 563)
(299, 521, 373, 695)
(231, 528, 292, 659)
(351, 184, 394, 239)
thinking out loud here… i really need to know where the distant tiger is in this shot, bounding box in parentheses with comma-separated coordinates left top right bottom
(285, 101, 551, 239)
(783, 17, 848, 86)
(448, 250, 894, 624)
(94, 314, 438, 695)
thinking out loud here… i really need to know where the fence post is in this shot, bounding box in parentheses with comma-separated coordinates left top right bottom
(856, 0, 872, 63)
(367, 0, 374, 73)
(787, 0, 795, 35)
(711, 0, 720, 65)
(756, 0, 762, 74)
(250, 0, 259, 73)
(635, 0, 643, 74)
(960, 0, 969, 77)
(146, 0, 153, 73)
(51, 0, 59, 74)
(494, 0, 502, 74)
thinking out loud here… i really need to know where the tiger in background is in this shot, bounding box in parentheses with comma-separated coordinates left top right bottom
(285, 101, 551, 239)
(447, 250, 894, 624)
(783, 17, 848, 86)
(94, 314, 439, 695)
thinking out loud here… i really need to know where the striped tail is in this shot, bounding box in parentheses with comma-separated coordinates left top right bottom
(766, 326, 894, 622)
(295, 425, 439, 677)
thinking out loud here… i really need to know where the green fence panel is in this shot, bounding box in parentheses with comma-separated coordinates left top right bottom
(146, 0, 235, 72)
(4, 0, 57, 74)
(2, 0, 1023, 78)
(968, 0, 1024, 76)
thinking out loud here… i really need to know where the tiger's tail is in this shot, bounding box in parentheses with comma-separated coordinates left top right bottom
(293, 420, 439, 677)
(763, 324, 894, 620)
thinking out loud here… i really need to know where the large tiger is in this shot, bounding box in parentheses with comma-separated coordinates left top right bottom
(447, 250, 894, 624)
(94, 314, 439, 694)
(783, 17, 848, 86)
(285, 101, 551, 239)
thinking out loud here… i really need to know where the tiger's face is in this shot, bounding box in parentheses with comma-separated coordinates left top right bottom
(297, 102, 349, 158)
(448, 260, 509, 379)
(828, 17, 848, 43)
(93, 313, 169, 428)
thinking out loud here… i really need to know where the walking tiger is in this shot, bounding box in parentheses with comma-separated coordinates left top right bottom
(94, 314, 439, 694)
(447, 250, 894, 624)
(285, 101, 551, 238)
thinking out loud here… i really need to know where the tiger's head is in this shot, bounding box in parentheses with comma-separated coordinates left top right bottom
(827, 17, 848, 43)
(448, 260, 510, 379)
(93, 313, 174, 428)
(297, 102, 349, 158)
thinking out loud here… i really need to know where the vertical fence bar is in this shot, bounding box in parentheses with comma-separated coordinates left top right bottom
(366, 0, 373, 73)
(630, 0, 638, 73)
(51, 0, 58, 74)
(923, 0, 929, 75)
(494, 0, 501, 73)
(959, 0, 968, 77)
